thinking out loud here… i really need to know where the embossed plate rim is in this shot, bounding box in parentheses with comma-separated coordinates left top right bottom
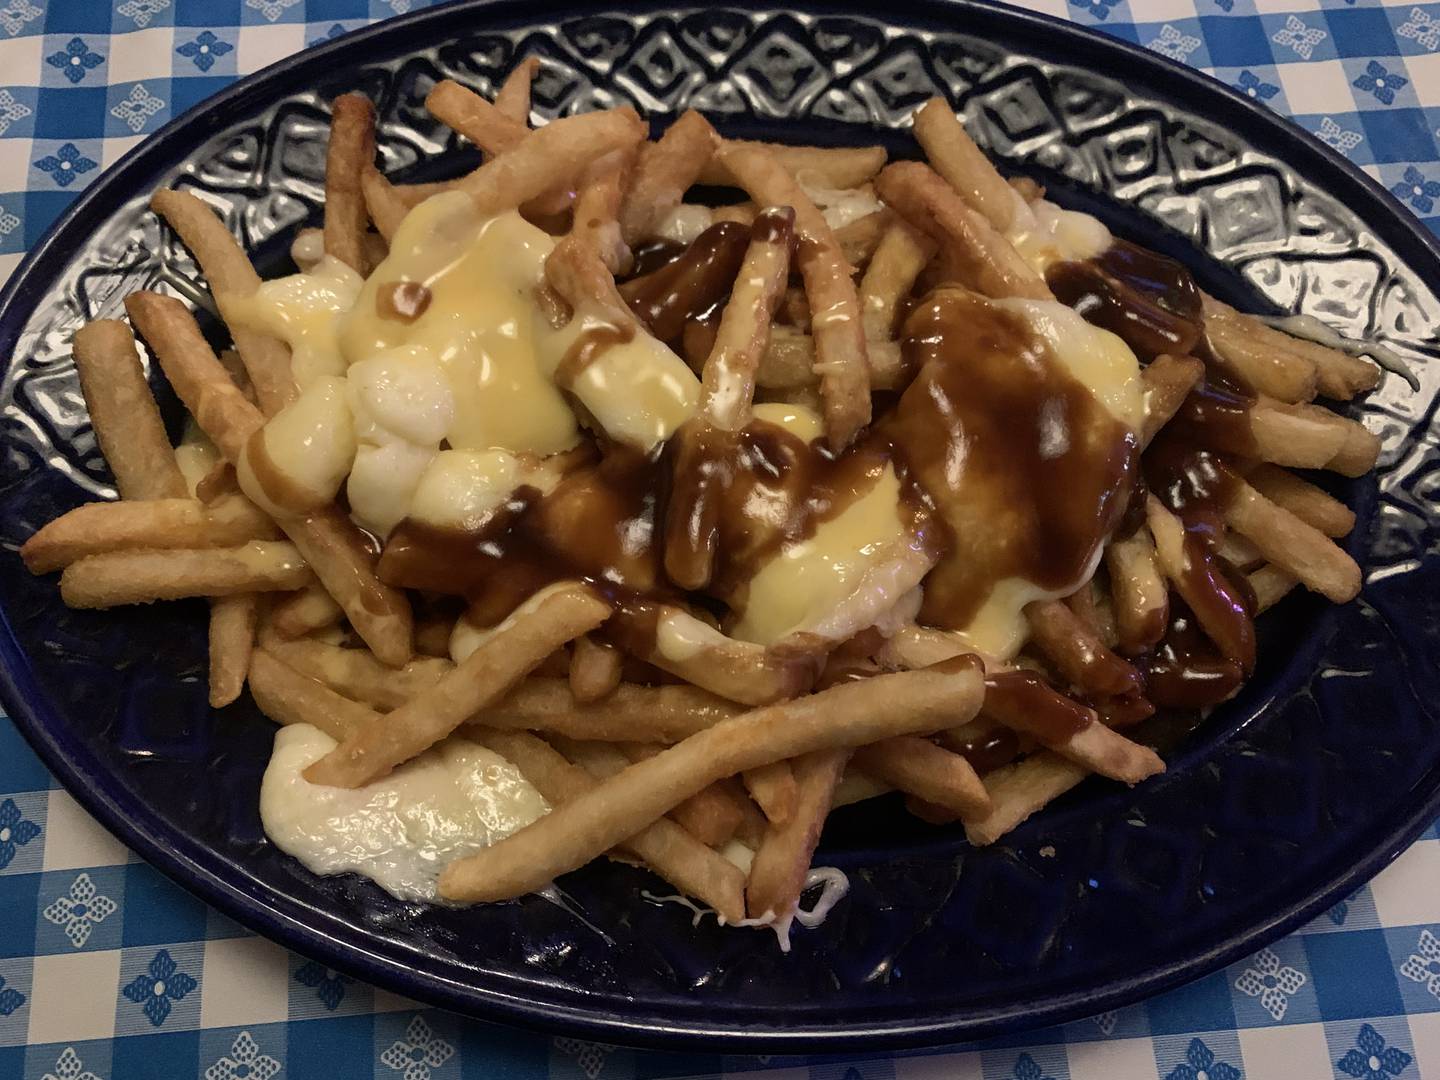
(2, 0, 1439, 1051)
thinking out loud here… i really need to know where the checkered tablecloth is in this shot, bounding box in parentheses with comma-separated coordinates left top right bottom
(1, 0, 1439, 1077)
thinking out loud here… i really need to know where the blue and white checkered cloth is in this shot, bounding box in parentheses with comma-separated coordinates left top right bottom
(3, 1, 1440, 1076)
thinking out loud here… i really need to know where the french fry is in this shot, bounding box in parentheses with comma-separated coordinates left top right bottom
(753, 327, 907, 391)
(1245, 398, 1378, 474)
(579, 739, 745, 848)
(305, 583, 612, 787)
(323, 93, 377, 275)
(875, 161, 1050, 302)
(699, 141, 886, 190)
(743, 760, 798, 825)
(21, 494, 278, 574)
(1216, 531, 1264, 572)
(265, 637, 450, 709)
(851, 736, 990, 818)
(209, 593, 259, 707)
(570, 147, 634, 274)
(832, 208, 892, 269)
(1105, 526, 1168, 655)
(269, 585, 345, 639)
(1224, 481, 1360, 602)
(1139, 354, 1205, 448)
(425, 79, 529, 156)
(1271, 326, 1380, 401)
(149, 190, 298, 415)
(360, 167, 410, 242)
(494, 57, 540, 124)
(913, 96, 1017, 232)
(125, 291, 414, 665)
(618, 110, 719, 246)
(415, 610, 457, 657)
(1249, 564, 1299, 612)
(1201, 295, 1318, 404)
(568, 634, 623, 704)
(480, 678, 742, 742)
(60, 542, 313, 608)
(718, 142, 871, 449)
(474, 728, 746, 922)
(859, 220, 935, 342)
(745, 748, 848, 919)
(711, 202, 757, 227)
(1147, 495, 1256, 668)
(248, 648, 383, 741)
(964, 751, 1089, 846)
(437, 657, 984, 903)
(71, 321, 188, 501)
(1244, 463, 1355, 537)
(833, 769, 892, 809)
(1024, 599, 1142, 698)
(982, 671, 1164, 784)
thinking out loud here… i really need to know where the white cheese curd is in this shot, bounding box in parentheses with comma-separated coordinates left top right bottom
(798, 174, 883, 230)
(174, 418, 221, 497)
(260, 724, 548, 903)
(654, 204, 715, 245)
(222, 254, 364, 387)
(238, 374, 357, 515)
(1004, 189, 1112, 275)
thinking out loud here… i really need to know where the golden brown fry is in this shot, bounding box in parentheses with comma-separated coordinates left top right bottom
(1244, 463, 1355, 537)
(964, 751, 1089, 846)
(305, 583, 612, 787)
(568, 634, 623, 704)
(494, 57, 540, 124)
(570, 147, 634, 274)
(415, 610, 457, 657)
(618, 110, 719, 246)
(1276, 329, 1381, 401)
(875, 161, 1050, 302)
(125, 291, 414, 664)
(1248, 398, 1355, 470)
(265, 637, 451, 709)
(832, 208, 892, 269)
(833, 769, 892, 809)
(72, 321, 188, 501)
(1024, 599, 1142, 698)
(149, 190, 297, 415)
(851, 736, 990, 818)
(209, 593, 259, 707)
(1201, 295, 1318, 404)
(269, 584, 345, 639)
(324, 93, 377, 274)
(249, 648, 382, 741)
(576, 739, 745, 848)
(743, 760, 798, 825)
(718, 141, 871, 449)
(425, 78, 529, 155)
(913, 96, 1017, 232)
(1146, 495, 1254, 668)
(438, 657, 984, 903)
(711, 202, 757, 227)
(360, 167, 410, 242)
(753, 327, 907, 391)
(480, 678, 742, 742)
(1139, 354, 1206, 449)
(699, 141, 887, 190)
(60, 542, 312, 608)
(1224, 481, 1361, 603)
(859, 220, 935, 342)
(745, 748, 848, 919)
(1249, 563, 1299, 613)
(475, 728, 747, 922)
(1105, 525, 1168, 655)
(22, 494, 278, 574)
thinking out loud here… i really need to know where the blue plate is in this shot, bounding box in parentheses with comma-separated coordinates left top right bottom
(1, 0, 1438, 1052)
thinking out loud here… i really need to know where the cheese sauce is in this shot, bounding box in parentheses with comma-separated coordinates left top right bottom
(260, 724, 548, 902)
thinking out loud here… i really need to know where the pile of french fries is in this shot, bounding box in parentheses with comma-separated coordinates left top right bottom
(19, 59, 1381, 928)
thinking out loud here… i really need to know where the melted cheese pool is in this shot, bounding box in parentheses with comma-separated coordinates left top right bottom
(260, 724, 548, 902)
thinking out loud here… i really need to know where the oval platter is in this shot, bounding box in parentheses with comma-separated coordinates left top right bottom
(1, 0, 1439, 1052)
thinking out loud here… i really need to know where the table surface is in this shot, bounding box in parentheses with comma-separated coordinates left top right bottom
(2, 0, 1439, 1077)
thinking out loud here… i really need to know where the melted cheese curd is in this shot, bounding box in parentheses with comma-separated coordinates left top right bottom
(251, 183, 1136, 922)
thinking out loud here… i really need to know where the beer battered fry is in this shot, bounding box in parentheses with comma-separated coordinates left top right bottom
(1201, 295, 1319, 404)
(875, 161, 1051, 302)
(209, 593, 259, 707)
(618, 110, 719, 246)
(1249, 564, 1300, 612)
(360, 167, 410, 242)
(964, 751, 1089, 847)
(1024, 599, 1142, 698)
(575, 739, 745, 848)
(745, 748, 848, 919)
(149, 190, 298, 415)
(71, 321, 188, 501)
(913, 97, 1017, 233)
(1224, 482, 1361, 603)
(124, 292, 414, 665)
(1246, 398, 1378, 474)
(571, 147, 635, 274)
(859, 221, 935, 342)
(323, 93, 377, 275)
(1244, 463, 1355, 537)
(699, 142, 887, 190)
(60, 542, 313, 608)
(494, 57, 540, 124)
(269, 585, 345, 640)
(718, 142, 872, 449)
(437, 657, 984, 903)
(305, 583, 612, 788)
(474, 728, 747, 922)
(568, 634, 623, 704)
(743, 761, 798, 825)
(265, 637, 451, 709)
(425, 79, 529, 156)
(1105, 525, 1168, 655)
(21, 494, 278, 574)
(851, 736, 989, 818)
(481, 678, 741, 742)
(249, 648, 382, 741)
